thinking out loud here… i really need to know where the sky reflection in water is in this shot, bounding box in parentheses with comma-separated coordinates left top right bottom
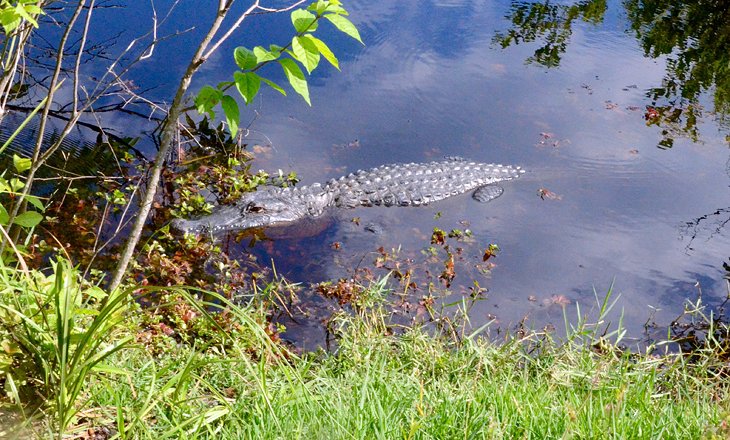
(102, 0, 730, 346)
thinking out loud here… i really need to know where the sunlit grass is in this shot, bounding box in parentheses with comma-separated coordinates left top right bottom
(87, 287, 729, 439)
(2, 263, 729, 438)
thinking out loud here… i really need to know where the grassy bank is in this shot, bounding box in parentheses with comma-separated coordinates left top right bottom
(1, 259, 729, 439)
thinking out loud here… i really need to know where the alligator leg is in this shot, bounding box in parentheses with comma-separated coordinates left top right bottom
(472, 185, 504, 203)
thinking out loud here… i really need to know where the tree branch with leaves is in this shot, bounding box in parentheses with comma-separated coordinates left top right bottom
(108, 0, 362, 291)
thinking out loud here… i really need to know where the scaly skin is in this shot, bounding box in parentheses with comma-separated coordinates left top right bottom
(171, 158, 525, 234)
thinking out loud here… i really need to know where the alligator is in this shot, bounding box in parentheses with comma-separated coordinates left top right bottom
(171, 157, 525, 235)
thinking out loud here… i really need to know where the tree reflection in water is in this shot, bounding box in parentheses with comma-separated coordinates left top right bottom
(496, 0, 730, 292)
(495, 0, 730, 149)
(493, 0, 606, 68)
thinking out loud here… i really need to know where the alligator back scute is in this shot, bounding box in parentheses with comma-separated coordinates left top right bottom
(331, 160, 524, 209)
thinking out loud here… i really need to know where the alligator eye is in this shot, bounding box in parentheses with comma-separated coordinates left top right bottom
(243, 202, 264, 213)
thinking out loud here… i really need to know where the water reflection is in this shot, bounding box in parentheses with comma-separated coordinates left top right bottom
(494, 0, 607, 67)
(0, 111, 143, 180)
(228, 0, 730, 345)
(9, 0, 730, 348)
(496, 0, 730, 148)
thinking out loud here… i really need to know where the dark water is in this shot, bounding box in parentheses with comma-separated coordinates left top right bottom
(27, 0, 730, 347)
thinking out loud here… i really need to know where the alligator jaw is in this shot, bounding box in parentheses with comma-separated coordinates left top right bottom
(170, 205, 244, 234)
(170, 197, 307, 235)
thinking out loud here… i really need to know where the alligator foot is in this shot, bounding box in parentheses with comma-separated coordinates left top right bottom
(472, 185, 504, 203)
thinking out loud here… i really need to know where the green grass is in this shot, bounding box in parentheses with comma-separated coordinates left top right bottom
(79, 316, 726, 439)
(2, 261, 729, 439)
(86, 308, 729, 439)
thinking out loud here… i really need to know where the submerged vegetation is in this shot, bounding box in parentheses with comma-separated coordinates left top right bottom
(1, 0, 730, 438)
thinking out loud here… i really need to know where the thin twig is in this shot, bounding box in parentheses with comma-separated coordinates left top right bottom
(74, 0, 95, 114)
(202, 0, 307, 60)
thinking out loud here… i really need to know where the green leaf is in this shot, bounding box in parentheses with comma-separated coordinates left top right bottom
(291, 9, 317, 33)
(24, 5, 43, 16)
(234, 72, 261, 105)
(25, 195, 44, 212)
(0, 204, 8, 225)
(12, 154, 31, 173)
(292, 36, 320, 73)
(261, 78, 287, 96)
(195, 86, 222, 118)
(324, 14, 362, 44)
(324, 0, 348, 15)
(253, 46, 280, 63)
(308, 0, 328, 14)
(9, 178, 23, 192)
(86, 286, 108, 301)
(13, 211, 42, 228)
(0, 10, 21, 34)
(279, 58, 310, 105)
(234, 47, 257, 70)
(221, 95, 240, 137)
(303, 35, 339, 70)
(14, 3, 38, 28)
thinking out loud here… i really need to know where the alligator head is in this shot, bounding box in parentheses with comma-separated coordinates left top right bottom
(170, 189, 314, 235)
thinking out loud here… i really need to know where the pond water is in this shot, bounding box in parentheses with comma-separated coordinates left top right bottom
(24, 0, 730, 348)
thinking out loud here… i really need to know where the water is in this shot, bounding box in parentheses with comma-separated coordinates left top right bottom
(19, 0, 730, 347)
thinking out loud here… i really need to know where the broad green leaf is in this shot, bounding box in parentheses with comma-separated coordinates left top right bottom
(279, 58, 310, 105)
(25, 195, 44, 212)
(14, 3, 38, 28)
(0, 10, 21, 34)
(9, 178, 23, 192)
(303, 35, 339, 70)
(234, 47, 257, 70)
(195, 86, 222, 118)
(85, 285, 108, 301)
(326, 4, 348, 15)
(261, 78, 287, 96)
(324, 14, 362, 43)
(13, 211, 42, 228)
(292, 36, 320, 73)
(24, 6, 43, 16)
(0, 204, 8, 225)
(221, 95, 240, 137)
(12, 154, 31, 173)
(291, 9, 317, 33)
(324, 0, 347, 15)
(253, 46, 279, 63)
(308, 0, 328, 14)
(234, 71, 261, 104)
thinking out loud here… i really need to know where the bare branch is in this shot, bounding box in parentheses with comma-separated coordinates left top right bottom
(256, 0, 307, 13)
(74, 0, 95, 114)
(109, 2, 235, 291)
(140, 6, 157, 60)
(201, 0, 310, 61)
